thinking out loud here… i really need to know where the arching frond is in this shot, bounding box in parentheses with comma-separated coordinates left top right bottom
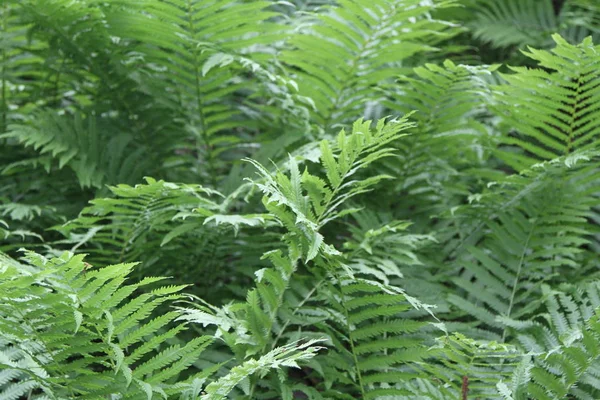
(2, 111, 149, 188)
(103, 0, 305, 185)
(280, 0, 461, 131)
(494, 34, 600, 170)
(54, 177, 281, 303)
(0, 251, 213, 399)
(54, 177, 222, 263)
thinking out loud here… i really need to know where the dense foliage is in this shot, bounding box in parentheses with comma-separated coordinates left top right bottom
(1, 0, 600, 398)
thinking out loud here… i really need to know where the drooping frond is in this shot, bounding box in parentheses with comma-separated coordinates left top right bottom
(0, 218, 43, 252)
(55, 177, 281, 303)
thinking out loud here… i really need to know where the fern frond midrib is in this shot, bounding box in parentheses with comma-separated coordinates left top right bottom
(565, 71, 587, 154)
(184, 0, 216, 188)
(503, 217, 537, 342)
(321, 5, 395, 132)
(1, 2, 8, 134)
(270, 276, 325, 351)
(334, 269, 367, 398)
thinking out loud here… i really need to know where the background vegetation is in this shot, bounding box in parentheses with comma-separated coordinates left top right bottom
(1, 0, 600, 398)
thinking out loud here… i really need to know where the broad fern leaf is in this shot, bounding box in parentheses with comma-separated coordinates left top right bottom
(0, 251, 213, 398)
(280, 0, 460, 131)
(495, 35, 600, 170)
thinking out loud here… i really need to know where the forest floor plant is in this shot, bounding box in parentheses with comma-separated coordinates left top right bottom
(1, 0, 600, 399)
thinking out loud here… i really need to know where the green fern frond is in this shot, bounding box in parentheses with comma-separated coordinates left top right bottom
(54, 177, 222, 267)
(498, 284, 600, 399)
(494, 35, 600, 170)
(448, 154, 598, 335)
(379, 60, 500, 225)
(103, 0, 302, 185)
(428, 333, 521, 399)
(466, 0, 600, 52)
(468, 0, 559, 48)
(1, 111, 149, 188)
(0, 1, 46, 131)
(0, 250, 213, 398)
(318, 273, 440, 399)
(176, 116, 449, 398)
(200, 339, 323, 400)
(247, 116, 414, 262)
(280, 0, 461, 131)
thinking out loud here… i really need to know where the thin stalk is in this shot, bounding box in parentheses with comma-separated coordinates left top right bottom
(1, 2, 8, 134)
(335, 272, 366, 398)
(186, 0, 217, 187)
(502, 221, 536, 342)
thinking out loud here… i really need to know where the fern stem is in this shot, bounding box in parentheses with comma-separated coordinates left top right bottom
(565, 72, 584, 154)
(186, 0, 218, 188)
(502, 220, 536, 341)
(51, 58, 65, 107)
(271, 277, 325, 350)
(1, 1, 7, 134)
(335, 271, 366, 398)
(321, 4, 392, 132)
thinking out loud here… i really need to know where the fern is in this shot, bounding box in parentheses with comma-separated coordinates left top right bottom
(494, 34, 600, 170)
(53, 177, 283, 303)
(102, 0, 306, 186)
(200, 339, 323, 400)
(55, 177, 223, 263)
(499, 284, 600, 399)
(3, 2, 600, 399)
(280, 0, 461, 131)
(446, 154, 597, 337)
(0, 250, 212, 398)
(178, 116, 443, 397)
(382, 60, 500, 225)
(1, 111, 149, 188)
(422, 333, 521, 399)
(468, 0, 560, 49)
(0, 2, 45, 131)
(0, 219, 43, 251)
(459, 0, 599, 64)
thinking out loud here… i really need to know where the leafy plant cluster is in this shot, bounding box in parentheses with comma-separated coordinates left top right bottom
(1, 0, 600, 398)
